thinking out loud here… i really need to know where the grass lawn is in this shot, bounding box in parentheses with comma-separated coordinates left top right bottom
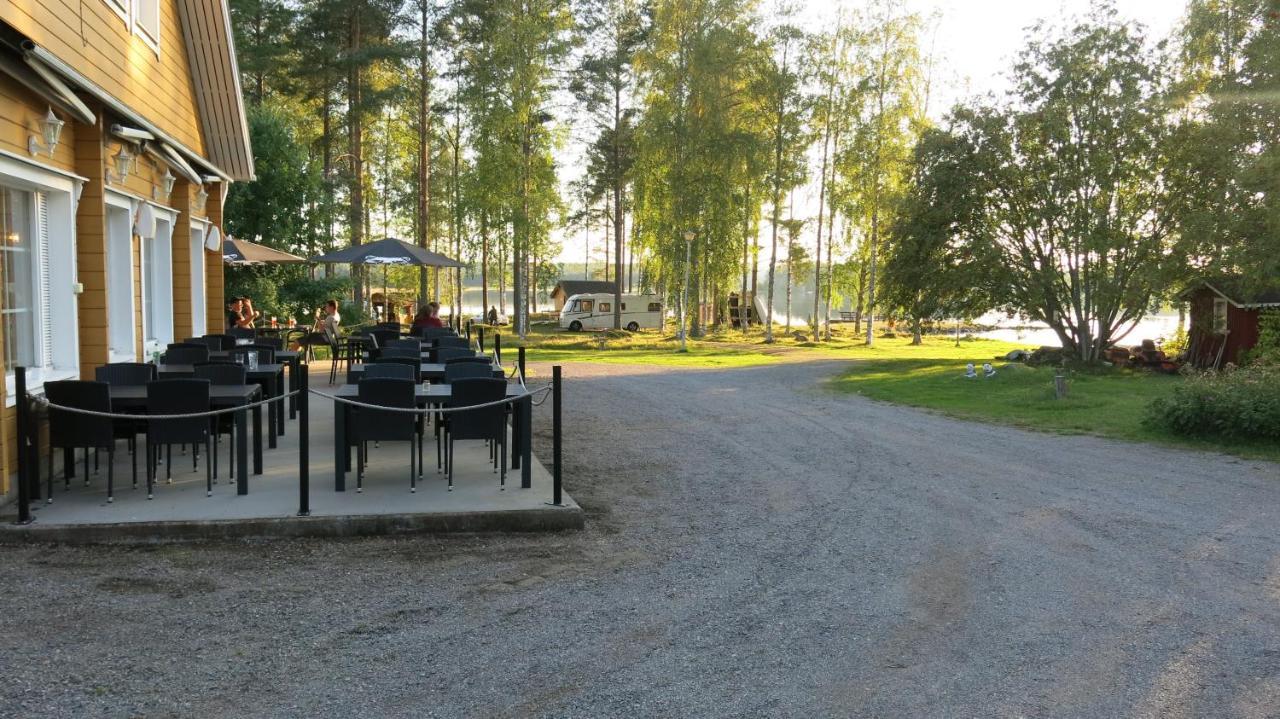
(517, 321, 786, 367)
(828, 334, 1280, 462)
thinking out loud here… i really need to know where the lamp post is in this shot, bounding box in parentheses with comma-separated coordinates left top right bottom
(680, 230, 695, 352)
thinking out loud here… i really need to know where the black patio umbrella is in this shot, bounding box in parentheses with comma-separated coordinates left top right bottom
(310, 238, 464, 319)
(223, 236, 307, 266)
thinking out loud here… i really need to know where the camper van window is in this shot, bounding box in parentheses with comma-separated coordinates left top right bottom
(600, 302, 611, 313)
(579, 299, 594, 313)
(648, 302, 661, 312)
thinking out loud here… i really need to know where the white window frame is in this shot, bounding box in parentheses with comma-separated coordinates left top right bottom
(103, 0, 128, 25)
(132, 0, 160, 54)
(105, 191, 138, 363)
(1212, 297, 1229, 335)
(190, 220, 208, 336)
(0, 155, 80, 406)
(141, 207, 176, 354)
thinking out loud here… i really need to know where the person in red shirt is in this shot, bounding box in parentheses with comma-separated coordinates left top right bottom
(413, 302, 445, 329)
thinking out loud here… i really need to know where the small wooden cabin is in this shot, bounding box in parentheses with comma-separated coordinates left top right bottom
(1181, 278, 1280, 368)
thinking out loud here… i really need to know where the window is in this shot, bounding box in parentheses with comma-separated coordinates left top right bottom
(105, 195, 136, 361)
(133, 0, 160, 49)
(600, 302, 611, 313)
(1, 188, 36, 371)
(103, 0, 160, 53)
(141, 213, 174, 353)
(190, 223, 207, 336)
(620, 303, 626, 311)
(1213, 297, 1229, 335)
(579, 299, 594, 313)
(0, 156, 81, 403)
(648, 302, 662, 312)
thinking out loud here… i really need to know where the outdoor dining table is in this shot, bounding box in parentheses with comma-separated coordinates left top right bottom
(155, 364, 285, 449)
(332, 383, 530, 492)
(211, 349, 302, 423)
(107, 384, 264, 495)
(345, 362, 504, 384)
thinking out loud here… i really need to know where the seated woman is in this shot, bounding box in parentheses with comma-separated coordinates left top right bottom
(413, 302, 445, 330)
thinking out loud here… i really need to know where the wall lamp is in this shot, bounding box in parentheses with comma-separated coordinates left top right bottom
(106, 144, 134, 184)
(27, 107, 65, 158)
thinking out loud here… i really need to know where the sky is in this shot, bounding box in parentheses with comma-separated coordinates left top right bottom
(555, 0, 1188, 266)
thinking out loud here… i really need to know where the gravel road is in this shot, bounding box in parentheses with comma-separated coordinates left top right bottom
(2, 359, 1279, 718)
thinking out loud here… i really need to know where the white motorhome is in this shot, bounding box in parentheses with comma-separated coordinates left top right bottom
(559, 293, 664, 332)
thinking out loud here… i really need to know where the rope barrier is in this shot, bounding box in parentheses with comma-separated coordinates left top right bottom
(28, 390, 299, 421)
(308, 385, 551, 414)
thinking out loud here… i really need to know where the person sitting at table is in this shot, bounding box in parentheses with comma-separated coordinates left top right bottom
(414, 302, 445, 330)
(487, 306, 499, 325)
(292, 299, 341, 353)
(225, 297, 244, 331)
(239, 297, 261, 329)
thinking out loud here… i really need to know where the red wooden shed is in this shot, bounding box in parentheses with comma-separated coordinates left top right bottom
(1180, 278, 1280, 368)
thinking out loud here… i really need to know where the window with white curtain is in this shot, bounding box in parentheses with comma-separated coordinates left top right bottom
(142, 213, 174, 352)
(133, 0, 160, 49)
(0, 187, 36, 371)
(190, 223, 207, 336)
(0, 156, 80, 403)
(105, 195, 136, 361)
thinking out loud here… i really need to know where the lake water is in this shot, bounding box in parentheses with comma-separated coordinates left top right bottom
(972, 312, 1182, 348)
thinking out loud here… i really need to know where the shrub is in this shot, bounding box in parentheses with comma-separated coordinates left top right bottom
(1145, 365, 1280, 440)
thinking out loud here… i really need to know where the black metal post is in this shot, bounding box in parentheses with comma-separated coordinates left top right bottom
(494, 334, 502, 365)
(298, 365, 310, 516)
(552, 365, 562, 506)
(14, 367, 31, 524)
(466, 320, 472, 342)
(518, 346, 526, 381)
(478, 326, 485, 352)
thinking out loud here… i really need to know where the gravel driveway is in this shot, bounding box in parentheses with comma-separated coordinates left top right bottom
(2, 359, 1279, 718)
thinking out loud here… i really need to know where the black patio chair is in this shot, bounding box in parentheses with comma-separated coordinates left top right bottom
(445, 356, 492, 365)
(375, 322, 402, 332)
(351, 378, 420, 492)
(333, 335, 371, 384)
(228, 327, 256, 341)
(364, 363, 416, 381)
(145, 379, 213, 498)
(193, 362, 246, 484)
(202, 334, 237, 351)
(379, 347, 419, 360)
(435, 336, 470, 349)
(444, 378, 508, 491)
(386, 338, 422, 351)
(254, 336, 284, 352)
(44, 381, 123, 503)
(182, 337, 219, 351)
(370, 329, 400, 349)
(162, 345, 210, 365)
(444, 362, 497, 383)
(94, 362, 156, 462)
(435, 348, 476, 364)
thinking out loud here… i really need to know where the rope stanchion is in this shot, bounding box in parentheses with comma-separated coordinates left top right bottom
(28, 389, 300, 421)
(308, 385, 551, 413)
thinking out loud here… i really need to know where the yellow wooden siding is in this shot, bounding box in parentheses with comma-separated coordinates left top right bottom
(0, 0, 206, 155)
(204, 183, 223, 332)
(170, 178, 193, 338)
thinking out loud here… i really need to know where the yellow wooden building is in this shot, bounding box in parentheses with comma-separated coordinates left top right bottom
(0, 0, 252, 498)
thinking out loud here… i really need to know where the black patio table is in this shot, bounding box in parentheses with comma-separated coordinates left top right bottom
(332, 383, 530, 492)
(211, 349, 302, 423)
(156, 364, 285, 449)
(345, 362, 504, 384)
(108, 384, 263, 495)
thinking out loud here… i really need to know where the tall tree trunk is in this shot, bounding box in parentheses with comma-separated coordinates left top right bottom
(613, 79, 624, 330)
(740, 184, 750, 334)
(813, 81, 833, 339)
(416, 1, 431, 307)
(348, 7, 365, 307)
(480, 211, 489, 318)
(784, 190, 794, 334)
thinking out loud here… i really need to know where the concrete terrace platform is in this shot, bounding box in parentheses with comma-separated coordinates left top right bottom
(0, 366, 581, 543)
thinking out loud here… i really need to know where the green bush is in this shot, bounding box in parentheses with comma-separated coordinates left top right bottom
(1145, 365, 1280, 440)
